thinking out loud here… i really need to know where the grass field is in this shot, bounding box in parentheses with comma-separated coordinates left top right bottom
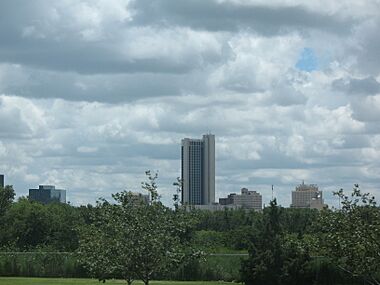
(0, 278, 238, 285)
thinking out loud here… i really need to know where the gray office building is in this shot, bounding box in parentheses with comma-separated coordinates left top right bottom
(181, 134, 215, 205)
(0, 174, 4, 188)
(29, 185, 66, 204)
(219, 188, 262, 211)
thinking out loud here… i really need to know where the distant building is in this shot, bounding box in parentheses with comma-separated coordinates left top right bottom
(219, 188, 262, 211)
(190, 203, 241, 211)
(0, 174, 4, 188)
(181, 134, 215, 205)
(290, 181, 326, 210)
(29, 185, 66, 204)
(127, 192, 150, 205)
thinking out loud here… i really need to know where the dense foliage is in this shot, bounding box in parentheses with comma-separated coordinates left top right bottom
(0, 182, 379, 284)
(241, 200, 314, 285)
(78, 192, 197, 285)
(316, 185, 380, 285)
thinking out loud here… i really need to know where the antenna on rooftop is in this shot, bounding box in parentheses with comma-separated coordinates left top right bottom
(271, 185, 274, 200)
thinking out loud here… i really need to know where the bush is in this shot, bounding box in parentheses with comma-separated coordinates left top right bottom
(0, 252, 87, 278)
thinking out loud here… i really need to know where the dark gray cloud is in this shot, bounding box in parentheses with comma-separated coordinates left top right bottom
(0, 40, 213, 74)
(333, 76, 380, 95)
(0, 64, 212, 102)
(353, 18, 380, 74)
(130, 0, 352, 35)
(0, 1, 223, 74)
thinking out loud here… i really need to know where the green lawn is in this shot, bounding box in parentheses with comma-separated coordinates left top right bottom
(0, 278, 238, 285)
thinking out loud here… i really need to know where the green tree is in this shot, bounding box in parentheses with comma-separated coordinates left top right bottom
(0, 185, 15, 216)
(141, 170, 159, 203)
(0, 197, 84, 251)
(241, 199, 283, 285)
(241, 199, 314, 285)
(317, 185, 380, 285)
(173, 177, 182, 210)
(78, 199, 123, 283)
(1, 198, 50, 249)
(79, 171, 197, 285)
(45, 202, 83, 251)
(280, 234, 313, 285)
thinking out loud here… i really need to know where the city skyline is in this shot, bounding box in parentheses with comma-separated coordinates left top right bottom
(0, 1, 379, 208)
(0, 171, 340, 210)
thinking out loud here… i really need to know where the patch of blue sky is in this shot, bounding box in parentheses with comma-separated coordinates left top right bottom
(296, 48, 318, 72)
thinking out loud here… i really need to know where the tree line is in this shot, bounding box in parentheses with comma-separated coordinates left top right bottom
(0, 173, 379, 285)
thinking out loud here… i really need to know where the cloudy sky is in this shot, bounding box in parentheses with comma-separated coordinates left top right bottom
(1, 0, 380, 207)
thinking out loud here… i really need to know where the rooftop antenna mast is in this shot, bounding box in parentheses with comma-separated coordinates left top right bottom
(271, 185, 274, 201)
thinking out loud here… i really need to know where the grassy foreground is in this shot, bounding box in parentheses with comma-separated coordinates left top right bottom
(0, 278, 238, 285)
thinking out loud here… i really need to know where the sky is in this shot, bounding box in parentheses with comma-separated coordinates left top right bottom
(1, 0, 380, 207)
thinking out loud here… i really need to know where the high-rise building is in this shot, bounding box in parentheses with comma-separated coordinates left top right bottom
(29, 185, 66, 204)
(0, 174, 4, 188)
(181, 134, 215, 205)
(290, 181, 326, 210)
(219, 188, 262, 211)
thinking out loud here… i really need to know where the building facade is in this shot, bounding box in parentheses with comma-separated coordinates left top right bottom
(219, 188, 262, 211)
(127, 191, 150, 205)
(181, 134, 215, 205)
(29, 185, 66, 204)
(290, 181, 326, 210)
(0, 174, 4, 188)
(190, 203, 241, 211)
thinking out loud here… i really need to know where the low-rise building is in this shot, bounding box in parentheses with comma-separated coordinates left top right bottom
(126, 192, 150, 205)
(219, 188, 262, 211)
(29, 185, 66, 204)
(183, 203, 241, 211)
(194, 203, 241, 211)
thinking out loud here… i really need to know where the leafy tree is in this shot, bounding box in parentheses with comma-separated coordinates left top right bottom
(281, 208, 318, 235)
(78, 199, 123, 283)
(317, 185, 380, 285)
(173, 177, 182, 210)
(241, 199, 283, 285)
(44, 202, 83, 251)
(79, 171, 198, 285)
(130, 171, 197, 284)
(0, 196, 84, 251)
(1, 198, 50, 249)
(241, 199, 314, 285)
(141, 170, 159, 203)
(0, 185, 15, 216)
(280, 234, 313, 285)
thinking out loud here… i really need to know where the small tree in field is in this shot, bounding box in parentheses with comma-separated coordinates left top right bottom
(79, 171, 196, 285)
(78, 200, 123, 282)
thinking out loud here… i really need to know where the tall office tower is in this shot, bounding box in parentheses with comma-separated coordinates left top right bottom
(290, 181, 326, 210)
(0, 174, 4, 188)
(181, 134, 215, 205)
